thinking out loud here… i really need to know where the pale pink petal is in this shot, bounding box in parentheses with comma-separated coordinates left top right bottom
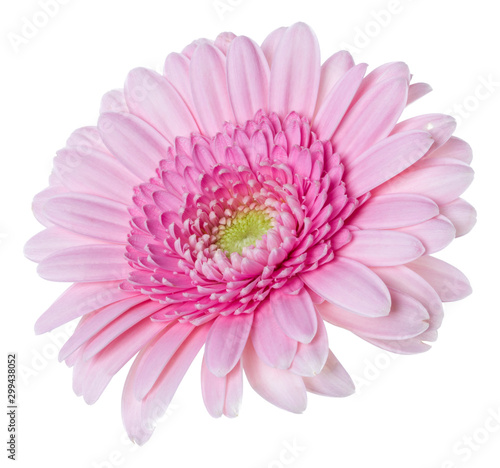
(223, 361, 243, 418)
(406, 82, 432, 105)
(300, 257, 391, 317)
(289, 311, 329, 377)
(133, 321, 195, 399)
(374, 159, 474, 205)
(32, 185, 67, 227)
(424, 136, 473, 164)
(440, 198, 477, 237)
(303, 350, 354, 397)
(397, 215, 456, 254)
(34, 281, 127, 334)
(406, 256, 472, 302)
(269, 22, 321, 121)
(98, 112, 170, 180)
(226, 36, 270, 124)
(261, 26, 287, 66)
(332, 78, 408, 163)
(100, 89, 128, 113)
(362, 336, 431, 354)
(337, 230, 425, 266)
(190, 43, 234, 135)
(78, 319, 165, 404)
(201, 355, 226, 418)
(313, 64, 367, 140)
(54, 147, 140, 204)
(271, 288, 318, 344)
(391, 114, 456, 150)
(314, 50, 355, 116)
(214, 31, 236, 55)
(205, 312, 254, 377)
(37, 245, 128, 282)
(242, 341, 307, 413)
(349, 194, 439, 230)
(354, 62, 410, 98)
(43, 193, 130, 243)
(125, 68, 199, 142)
(163, 52, 196, 111)
(24, 226, 106, 262)
(318, 290, 429, 340)
(343, 130, 434, 197)
(250, 301, 297, 369)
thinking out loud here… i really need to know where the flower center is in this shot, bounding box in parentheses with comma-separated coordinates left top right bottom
(216, 209, 273, 255)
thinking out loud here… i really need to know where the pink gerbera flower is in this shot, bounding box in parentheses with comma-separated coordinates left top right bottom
(25, 22, 475, 444)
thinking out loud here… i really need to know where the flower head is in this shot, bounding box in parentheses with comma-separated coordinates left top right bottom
(25, 22, 475, 444)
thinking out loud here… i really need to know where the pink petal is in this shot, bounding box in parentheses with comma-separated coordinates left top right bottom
(100, 89, 128, 113)
(391, 114, 456, 150)
(424, 136, 473, 164)
(251, 301, 297, 369)
(226, 36, 270, 124)
(362, 336, 431, 355)
(43, 193, 129, 243)
(32, 185, 67, 227)
(313, 64, 367, 140)
(125, 68, 199, 142)
(260, 26, 287, 66)
(37, 244, 128, 282)
(375, 159, 474, 205)
(406, 82, 432, 105)
(337, 230, 425, 266)
(397, 215, 456, 254)
(406, 256, 472, 302)
(270, 288, 318, 344)
(54, 147, 140, 204)
(34, 281, 127, 334)
(163, 52, 196, 111)
(269, 22, 320, 121)
(344, 130, 434, 197)
(332, 78, 408, 163)
(303, 350, 354, 397)
(289, 311, 329, 377)
(242, 341, 307, 413)
(223, 361, 243, 418)
(205, 312, 254, 377)
(314, 50, 355, 116)
(201, 355, 226, 418)
(24, 226, 106, 262)
(133, 322, 195, 399)
(300, 257, 391, 317)
(214, 31, 236, 55)
(190, 43, 234, 135)
(318, 290, 429, 340)
(98, 112, 169, 180)
(439, 198, 477, 237)
(354, 62, 410, 98)
(77, 319, 165, 404)
(349, 194, 439, 230)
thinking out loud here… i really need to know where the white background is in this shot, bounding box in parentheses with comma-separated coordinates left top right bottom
(1, 0, 499, 467)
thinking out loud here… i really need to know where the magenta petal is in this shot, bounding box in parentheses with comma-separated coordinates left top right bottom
(270, 288, 318, 344)
(300, 257, 391, 317)
(205, 312, 254, 377)
(251, 301, 297, 369)
(242, 341, 307, 413)
(303, 350, 354, 397)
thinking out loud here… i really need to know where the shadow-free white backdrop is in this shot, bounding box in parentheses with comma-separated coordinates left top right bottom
(1, 1, 498, 467)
